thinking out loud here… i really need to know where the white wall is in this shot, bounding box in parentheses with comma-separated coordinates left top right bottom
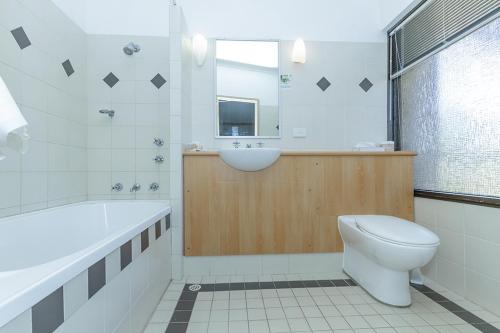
(178, 0, 386, 42)
(0, 0, 87, 217)
(50, 0, 170, 37)
(377, 0, 417, 29)
(191, 39, 388, 150)
(415, 197, 500, 316)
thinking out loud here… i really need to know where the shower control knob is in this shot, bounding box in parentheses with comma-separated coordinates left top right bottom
(111, 183, 123, 192)
(130, 183, 141, 192)
(149, 183, 160, 191)
(153, 138, 164, 147)
(153, 155, 165, 163)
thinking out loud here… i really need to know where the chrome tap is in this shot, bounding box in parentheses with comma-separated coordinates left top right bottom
(246, 143, 252, 148)
(149, 183, 160, 191)
(130, 183, 141, 192)
(232, 141, 241, 148)
(153, 155, 165, 163)
(153, 138, 164, 147)
(99, 109, 115, 118)
(111, 183, 123, 192)
(256, 142, 264, 148)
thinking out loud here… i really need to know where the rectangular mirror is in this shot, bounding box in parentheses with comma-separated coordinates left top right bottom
(216, 40, 280, 138)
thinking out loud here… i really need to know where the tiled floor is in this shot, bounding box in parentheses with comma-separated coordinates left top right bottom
(143, 274, 500, 333)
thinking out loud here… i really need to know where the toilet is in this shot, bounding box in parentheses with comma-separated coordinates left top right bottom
(338, 215, 439, 306)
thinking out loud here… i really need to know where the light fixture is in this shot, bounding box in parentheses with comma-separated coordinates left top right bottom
(292, 38, 306, 64)
(192, 34, 208, 66)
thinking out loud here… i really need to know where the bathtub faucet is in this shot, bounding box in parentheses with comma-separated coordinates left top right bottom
(130, 183, 141, 192)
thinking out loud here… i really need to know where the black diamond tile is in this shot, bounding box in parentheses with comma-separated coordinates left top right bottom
(317, 77, 331, 91)
(11, 27, 31, 49)
(151, 73, 167, 89)
(359, 78, 373, 92)
(103, 72, 119, 88)
(62, 59, 74, 77)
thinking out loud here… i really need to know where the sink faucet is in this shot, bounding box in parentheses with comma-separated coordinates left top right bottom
(232, 141, 241, 148)
(130, 183, 141, 192)
(256, 142, 264, 148)
(246, 143, 252, 148)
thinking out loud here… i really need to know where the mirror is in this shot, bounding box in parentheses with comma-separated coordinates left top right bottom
(216, 40, 280, 138)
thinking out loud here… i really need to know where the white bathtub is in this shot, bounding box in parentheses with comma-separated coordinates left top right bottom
(0, 200, 171, 329)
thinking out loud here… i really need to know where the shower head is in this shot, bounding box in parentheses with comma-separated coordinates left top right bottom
(123, 42, 141, 55)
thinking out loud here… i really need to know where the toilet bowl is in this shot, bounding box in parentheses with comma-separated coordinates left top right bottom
(338, 215, 439, 306)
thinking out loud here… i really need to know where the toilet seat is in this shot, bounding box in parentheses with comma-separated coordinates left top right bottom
(355, 215, 440, 247)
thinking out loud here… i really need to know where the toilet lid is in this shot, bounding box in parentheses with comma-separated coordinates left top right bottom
(355, 215, 440, 246)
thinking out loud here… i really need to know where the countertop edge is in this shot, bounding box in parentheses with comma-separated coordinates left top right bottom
(183, 151, 417, 156)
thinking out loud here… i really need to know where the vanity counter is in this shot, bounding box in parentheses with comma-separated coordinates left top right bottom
(183, 150, 416, 156)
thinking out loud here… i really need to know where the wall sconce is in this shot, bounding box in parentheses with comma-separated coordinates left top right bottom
(292, 38, 306, 64)
(192, 34, 208, 66)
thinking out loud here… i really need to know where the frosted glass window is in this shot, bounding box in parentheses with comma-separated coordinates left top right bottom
(399, 18, 500, 197)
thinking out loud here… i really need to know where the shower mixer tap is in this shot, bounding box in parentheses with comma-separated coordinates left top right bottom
(153, 138, 164, 147)
(153, 155, 165, 163)
(130, 183, 141, 192)
(99, 109, 115, 118)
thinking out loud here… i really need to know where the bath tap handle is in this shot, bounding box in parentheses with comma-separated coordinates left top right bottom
(153, 138, 164, 147)
(130, 183, 141, 192)
(111, 183, 123, 192)
(149, 183, 160, 191)
(153, 155, 165, 163)
(232, 141, 241, 148)
(257, 142, 264, 148)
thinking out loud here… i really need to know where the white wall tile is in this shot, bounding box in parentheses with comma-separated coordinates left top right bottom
(63, 270, 88, 320)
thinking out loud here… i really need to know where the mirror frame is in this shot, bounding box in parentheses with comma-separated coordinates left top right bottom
(214, 39, 281, 139)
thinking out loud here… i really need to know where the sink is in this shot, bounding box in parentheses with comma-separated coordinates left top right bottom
(219, 148, 281, 172)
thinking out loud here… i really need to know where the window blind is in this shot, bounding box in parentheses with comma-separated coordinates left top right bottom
(390, 0, 499, 77)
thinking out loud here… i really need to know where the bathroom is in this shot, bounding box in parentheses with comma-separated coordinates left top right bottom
(0, 0, 498, 332)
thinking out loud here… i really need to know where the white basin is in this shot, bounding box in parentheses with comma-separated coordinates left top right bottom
(219, 148, 281, 172)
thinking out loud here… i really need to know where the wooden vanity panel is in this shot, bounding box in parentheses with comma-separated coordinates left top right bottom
(184, 154, 414, 256)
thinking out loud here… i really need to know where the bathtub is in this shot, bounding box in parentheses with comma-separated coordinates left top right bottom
(0, 200, 171, 330)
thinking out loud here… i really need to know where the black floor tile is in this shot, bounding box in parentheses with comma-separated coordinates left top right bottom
(288, 281, 305, 288)
(345, 279, 357, 286)
(244, 282, 260, 290)
(170, 311, 192, 323)
(175, 301, 195, 311)
(274, 281, 290, 289)
(214, 283, 230, 291)
(179, 291, 197, 301)
(303, 280, 320, 287)
(259, 282, 275, 289)
(200, 284, 215, 292)
(165, 322, 188, 333)
(331, 279, 349, 287)
(317, 280, 334, 287)
(230, 282, 245, 290)
(454, 311, 486, 324)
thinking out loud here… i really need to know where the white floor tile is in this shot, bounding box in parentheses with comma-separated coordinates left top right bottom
(229, 309, 247, 321)
(269, 319, 291, 332)
(307, 317, 330, 330)
(207, 321, 228, 333)
(249, 320, 270, 333)
(187, 322, 209, 333)
(287, 318, 310, 331)
(284, 307, 305, 319)
(248, 308, 267, 320)
(228, 320, 249, 333)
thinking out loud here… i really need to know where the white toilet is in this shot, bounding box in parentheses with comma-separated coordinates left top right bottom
(338, 215, 439, 306)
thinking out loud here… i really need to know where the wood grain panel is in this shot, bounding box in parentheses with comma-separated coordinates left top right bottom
(184, 154, 414, 256)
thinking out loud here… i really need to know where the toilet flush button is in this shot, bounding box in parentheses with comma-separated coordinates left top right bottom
(293, 128, 307, 138)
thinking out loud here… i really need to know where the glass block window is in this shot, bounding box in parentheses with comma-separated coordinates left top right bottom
(399, 18, 500, 198)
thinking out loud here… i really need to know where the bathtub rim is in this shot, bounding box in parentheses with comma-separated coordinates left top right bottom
(0, 200, 171, 329)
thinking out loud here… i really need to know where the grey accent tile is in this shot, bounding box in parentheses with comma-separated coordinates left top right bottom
(151, 74, 167, 89)
(63, 270, 88, 319)
(166, 322, 188, 333)
(103, 72, 119, 88)
(170, 311, 192, 323)
(105, 248, 121, 283)
(11, 27, 31, 49)
(165, 214, 171, 230)
(88, 258, 106, 298)
(317, 77, 331, 91)
(121, 240, 132, 270)
(61, 60, 74, 77)
(132, 234, 141, 260)
(155, 220, 161, 239)
(359, 78, 373, 92)
(141, 229, 149, 252)
(32, 287, 64, 333)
